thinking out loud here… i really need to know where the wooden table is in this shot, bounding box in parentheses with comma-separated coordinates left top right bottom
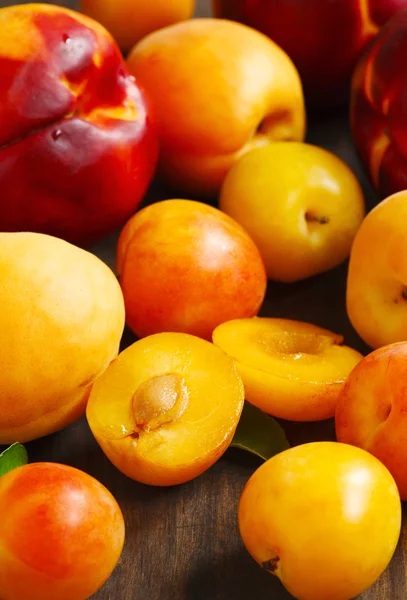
(1, 1, 405, 599)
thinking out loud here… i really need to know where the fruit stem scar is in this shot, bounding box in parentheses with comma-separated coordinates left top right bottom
(402, 287, 407, 301)
(132, 374, 189, 434)
(305, 211, 330, 225)
(262, 556, 280, 574)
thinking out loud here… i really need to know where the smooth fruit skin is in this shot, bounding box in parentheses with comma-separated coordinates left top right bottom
(117, 200, 267, 340)
(214, 0, 407, 108)
(239, 442, 401, 600)
(336, 343, 407, 500)
(0, 463, 125, 600)
(220, 143, 365, 282)
(0, 4, 158, 246)
(80, 0, 195, 53)
(0, 232, 125, 444)
(346, 191, 407, 348)
(213, 318, 363, 421)
(351, 9, 407, 197)
(127, 18, 305, 197)
(87, 332, 245, 486)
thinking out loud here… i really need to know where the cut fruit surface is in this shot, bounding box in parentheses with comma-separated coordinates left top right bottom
(213, 318, 363, 421)
(86, 332, 245, 486)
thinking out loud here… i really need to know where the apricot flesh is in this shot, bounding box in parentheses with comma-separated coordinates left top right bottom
(86, 332, 245, 486)
(213, 318, 363, 421)
(0, 232, 125, 444)
(239, 442, 401, 600)
(0, 462, 125, 600)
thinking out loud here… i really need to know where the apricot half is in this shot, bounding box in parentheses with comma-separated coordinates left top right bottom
(213, 318, 363, 421)
(86, 333, 245, 486)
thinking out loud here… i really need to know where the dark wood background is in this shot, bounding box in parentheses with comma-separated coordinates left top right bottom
(1, 1, 406, 599)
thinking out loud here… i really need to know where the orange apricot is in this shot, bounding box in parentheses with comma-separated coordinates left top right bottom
(80, 0, 195, 52)
(239, 442, 401, 600)
(86, 332, 245, 486)
(117, 199, 267, 340)
(0, 232, 125, 444)
(213, 318, 363, 421)
(0, 462, 125, 600)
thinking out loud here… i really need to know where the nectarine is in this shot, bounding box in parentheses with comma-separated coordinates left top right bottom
(0, 4, 158, 245)
(214, 0, 407, 107)
(127, 18, 305, 196)
(0, 232, 125, 444)
(86, 332, 245, 486)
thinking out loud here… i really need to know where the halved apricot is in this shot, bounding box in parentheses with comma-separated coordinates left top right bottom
(213, 318, 363, 421)
(86, 332, 245, 486)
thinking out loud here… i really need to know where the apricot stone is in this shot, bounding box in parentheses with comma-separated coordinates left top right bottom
(86, 332, 245, 486)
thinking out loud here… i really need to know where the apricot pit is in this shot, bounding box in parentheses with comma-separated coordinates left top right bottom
(86, 333, 245, 486)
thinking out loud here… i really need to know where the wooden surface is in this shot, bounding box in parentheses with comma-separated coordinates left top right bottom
(1, 1, 406, 599)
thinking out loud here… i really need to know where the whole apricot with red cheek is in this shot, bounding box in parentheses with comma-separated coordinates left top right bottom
(117, 200, 267, 340)
(0, 463, 125, 600)
(0, 4, 158, 245)
(351, 9, 407, 197)
(214, 0, 407, 107)
(239, 442, 401, 600)
(336, 342, 407, 500)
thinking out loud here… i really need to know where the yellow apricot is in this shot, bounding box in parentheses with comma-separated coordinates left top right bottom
(0, 232, 124, 444)
(239, 442, 401, 600)
(86, 332, 245, 486)
(213, 318, 363, 421)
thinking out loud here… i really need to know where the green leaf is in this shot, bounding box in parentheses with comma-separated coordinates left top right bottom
(0, 443, 28, 477)
(231, 402, 289, 461)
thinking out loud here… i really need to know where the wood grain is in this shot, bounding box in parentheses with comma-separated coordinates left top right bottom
(0, 1, 405, 599)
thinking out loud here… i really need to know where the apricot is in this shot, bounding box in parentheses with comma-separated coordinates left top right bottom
(86, 332, 245, 486)
(347, 191, 407, 348)
(239, 442, 401, 600)
(0, 232, 125, 444)
(0, 462, 125, 600)
(117, 200, 267, 340)
(127, 18, 305, 196)
(219, 143, 365, 282)
(80, 0, 195, 52)
(336, 342, 407, 500)
(213, 318, 363, 421)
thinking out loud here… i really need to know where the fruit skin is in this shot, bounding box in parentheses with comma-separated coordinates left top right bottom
(0, 232, 125, 444)
(80, 0, 195, 53)
(0, 462, 125, 600)
(351, 9, 407, 197)
(214, 0, 407, 108)
(336, 342, 407, 500)
(213, 318, 363, 421)
(239, 442, 401, 600)
(346, 191, 407, 348)
(117, 199, 267, 340)
(127, 18, 305, 197)
(0, 3, 158, 246)
(86, 332, 245, 486)
(219, 143, 365, 282)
